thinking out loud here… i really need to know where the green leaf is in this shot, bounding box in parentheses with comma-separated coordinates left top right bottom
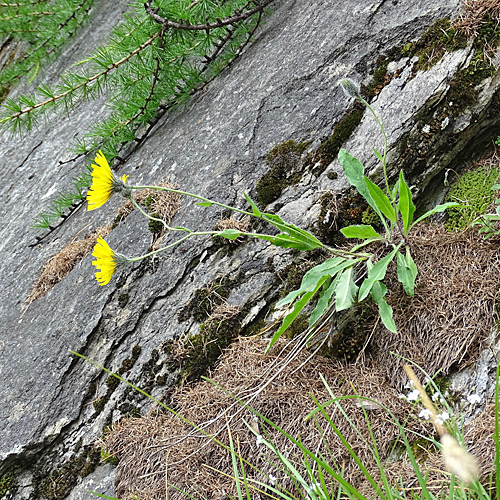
(373, 147, 384, 164)
(358, 247, 399, 301)
(364, 177, 396, 223)
(270, 233, 323, 251)
(411, 202, 461, 227)
(277, 258, 355, 307)
(341, 224, 382, 240)
(196, 201, 212, 207)
(217, 229, 243, 240)
(335, 266, 358, 311)
(244, 192, 262, 217)
(370, 281, 397, 333)
(310, 277, 338, 326)
(396, 248, 418, 296)
(268, 278, 327, 350)
(338, 149, 377, 211)
(398, 170, 416, 236)
(262, 213, 323, 250)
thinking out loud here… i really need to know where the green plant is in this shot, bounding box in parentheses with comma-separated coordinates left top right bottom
(0, 0, 94, 93)
(84, 78, 459, 340)
(1, 0, 274, 229)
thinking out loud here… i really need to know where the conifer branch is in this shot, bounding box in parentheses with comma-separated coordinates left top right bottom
(0, 12, 55, 21)
(0, 0, 48, 5)
(1, 32, 161, 125)
(144, 0, 274, 31)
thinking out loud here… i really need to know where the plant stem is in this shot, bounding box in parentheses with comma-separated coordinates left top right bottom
(129, 184, 255, 218)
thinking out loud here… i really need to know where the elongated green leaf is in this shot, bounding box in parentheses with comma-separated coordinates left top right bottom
(277, 258, 355, 307)
(269, 278, 327, 350)
(262, 213, 323, 250)
(338, 149, 377, 211)
(270, 234, 322, 251)
(358, 247, 399, 301)
(373, 147, 384, 164)
(364, 177, 396, 223)
(244, 192, 262, 217)
(411, 202, 461, 227)
(335, 266, 358, 311)
(196, 201, 212, 207)
(341, 224, 382, 240)
(370, 281, 396, 333)
(398, 171, 415, 236)
(396, 248, 418, 296)
(217, 229, 243, 240)
(310, 276, 338, 326)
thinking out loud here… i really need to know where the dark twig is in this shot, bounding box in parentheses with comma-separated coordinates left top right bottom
(144, 0, 273, 31)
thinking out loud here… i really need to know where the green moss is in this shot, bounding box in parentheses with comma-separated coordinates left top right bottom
(314, 190, 368, 246)
(178, 278, 232, 323)
(147, 213, 164, 234)
(411, 437, 438, 462)
(0, 472, 18, 499)
(411, 18, 467, 73)
(313, 106, 364, 175)
(93, 397, 108, 414)
(38, 447, 100, 500)
(100, 449, 119, 466)
(321, 303, 375, 361)
(283, 313, 309, 339)
(445, 166, 500, 231)
(361, 206, 382, 227)
(180, 312, 242, 383)
(256, 139, 310, 206)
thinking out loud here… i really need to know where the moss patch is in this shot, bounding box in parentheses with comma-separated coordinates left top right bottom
(408, 18, 467, 73)
(91, 344, 141, 416)
(0, 472, 18, 499)
(179, 307, 243, 383)
(177, 277, 232, 323)
(312, 105, 364, 175)
(256, 139, 310, 207)
(314, 190, 369, 246)
(445, 165, 500, 231)
(37, 446, 100, 500)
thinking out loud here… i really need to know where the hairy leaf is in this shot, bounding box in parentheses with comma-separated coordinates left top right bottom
(341, 224, 382, 240)
(364, 177, 396, 223)
(398, 170, 415, 235)
(370, 281, 396, 333)
(396, 248, 417, 296)
(358, 247, 399, 301)
(335, 266, 358, 311)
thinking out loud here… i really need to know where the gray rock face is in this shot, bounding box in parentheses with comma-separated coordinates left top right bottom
(3, 0, 498, 497)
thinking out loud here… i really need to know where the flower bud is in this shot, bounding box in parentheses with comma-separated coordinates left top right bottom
(441, 434, 479, 484)
(339, 78, 361, 100)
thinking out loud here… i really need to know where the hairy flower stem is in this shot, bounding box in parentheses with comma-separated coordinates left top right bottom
(130, 185, 370, 260)
(358, 96, 406, 244)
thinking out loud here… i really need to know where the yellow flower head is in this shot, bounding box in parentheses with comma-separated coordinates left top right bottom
(87, 151, 130, 211)
(92, 236, 118, 286)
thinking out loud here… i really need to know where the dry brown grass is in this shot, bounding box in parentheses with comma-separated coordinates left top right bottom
(372, 224, 500, 388)
(26, 225, 111, 302)
(455, 0, 500, 37)
(115, 180, 183, 230)
(105, 337, 430, 500)
(358, 404, 497, 496)
(215, 215, 250, 244)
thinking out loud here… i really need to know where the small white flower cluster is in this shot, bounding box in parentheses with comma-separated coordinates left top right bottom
(306, 482, 322, 498)
(467, 393, 481, 405)
(268, 474, 276, 486)
(256, 435, 264, 447)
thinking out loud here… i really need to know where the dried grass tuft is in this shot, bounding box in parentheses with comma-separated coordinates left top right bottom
(358, 404, 497, 495)
(214, 216, 250, 243)
(115, 181, 183, 229)
(105, 337, 429, 500)
(455, 0, 500, 37)
(372, 224, 500, 388)
(26, 225, 111, 302)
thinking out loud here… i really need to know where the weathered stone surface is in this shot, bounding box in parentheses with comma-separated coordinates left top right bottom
(3, 0, 500, 497)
